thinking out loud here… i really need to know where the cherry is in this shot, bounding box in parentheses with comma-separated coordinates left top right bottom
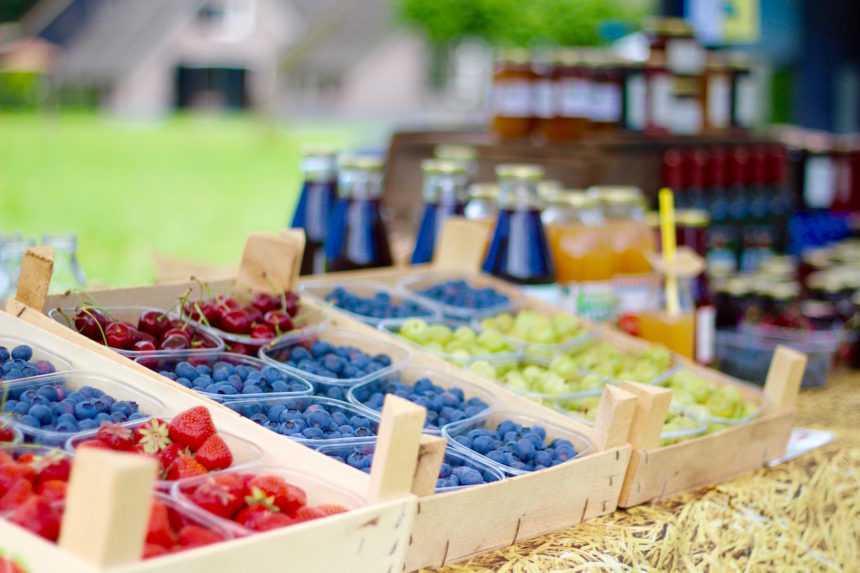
(73, 308, 106, 340)
(245, 305, 264, 324)
(282, 292, 300, 317)
(0, 423, 14, 442)
(227, 342, 250, 355)
(216, 296, 239, 310)
(133, 340, 157, 352)
(138, 311, 170, 338)
(160, 334, 190, 350)
(221, 310, 252, 334)
(263, 311, 293, 335)
(252, 293, 282, 314)
(163, 326, 192, 342)
(104, 322, 136, 350)
(250, 324, 275, 340)
(139, 331, 157, 344)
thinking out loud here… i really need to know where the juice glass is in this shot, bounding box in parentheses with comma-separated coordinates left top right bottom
(591, 186, 655, 275)
(637, 277, 695, 359)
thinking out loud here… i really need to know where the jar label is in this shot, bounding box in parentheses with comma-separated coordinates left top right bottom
(522, 284, 563, 306)
(590, 83, 622, 122)
(648, 75, 673, 129)
(707, 75, 731, 128)
(563, 281, 617, 322)
(625, 73, 647, 131)
(670, 99, 702, 135)
(558, 78, 591, 118)
(666, 39, 706, 74)
(734, 75, 756, 127)
(532, 79, 555, 118)
(493, 80, 532, 117)
(695, 305, 715, 364)
(803, 156, 836, 208)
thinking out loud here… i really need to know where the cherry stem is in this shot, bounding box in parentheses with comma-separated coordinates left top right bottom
(260, 271, 288, 311)
(80, 306, 109, 346)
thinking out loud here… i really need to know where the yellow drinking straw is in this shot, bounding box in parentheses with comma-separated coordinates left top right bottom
(658, 187, 680, 315)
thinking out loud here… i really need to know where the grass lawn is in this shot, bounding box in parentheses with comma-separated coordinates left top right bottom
(0, 112, 378, 288)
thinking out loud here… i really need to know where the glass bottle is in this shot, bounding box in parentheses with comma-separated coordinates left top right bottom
(726, 147, 750, 272)
(531, 48, 558, 142)
(491, 48, 534, 139)
(663, 149, 684, 206)
(675, 210, 715, 364)
(683, 148, 709, 211)
(704, 54, 732, 132)
(589, 53, 623, 133)
(482, 164, 555, 285)
(730, 53, 756, 130)
(434, 144, 478, 180)
(291, 147, 338, 275)
(704, 148, 737, 273)
(596, 186, 655, 275)
(324, 156, 392, 272)
(411, 159, 469, 265)
(41, 234, 87, 295)
(740, 148, 775, 271)
(0, 237, 36, 303)
(464, 183, 499, 225)
(621, 59, 647, 132)
(765, 146, 791, 253)
(551, 48, 593, 141)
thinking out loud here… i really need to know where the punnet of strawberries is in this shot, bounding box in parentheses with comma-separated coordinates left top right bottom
(143, 495, 230, 558)
(73, 406, 234, 480)
(178, 470, 348, 533)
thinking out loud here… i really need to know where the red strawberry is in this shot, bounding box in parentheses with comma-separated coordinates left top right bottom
(142, 543, 169, 559)
(0, 556, 27, 573)
(136, 419, 173, 454)
(32, 452, 71, 485)
(0, 424, 14, 442)
(246, 475, 306, 515)
(315, 504, 348, 516)
(158, 443, 186, 474)
(78, 440, 114, 452)
(194, 435, 233, 471)
(165, 453, 208, 481)
(189, 478, 244, 519)
(0, 451, 14, 466)
(168, 407, 215, 451)
(0, 479, 33, 511)
(178, 524, 222, 548)
(146, 500, 176, 548)
(9, 496, 61, 541)
(37, 480, 67, 502)
(96, 423, 135, 451)
(295, 504, 348, 523)
(0, 463, 35, 495)
(234, 506, 295, 532)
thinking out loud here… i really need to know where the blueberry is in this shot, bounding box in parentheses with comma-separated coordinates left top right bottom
(175, 362, 197, 379)
(110, 402, 134, 417)
(2, 400, 16, 412)
(0, 347, 8, 362)
(325, 386, 345, 400)
(11, 345, 33, 362)
(110, 411, 126, 422)
(18, 414, 40, 428)
(515, 438, 536, 461)
(280, 418, 306, 433)
(261, 367, 282, 383)
(250, 413, 269, 425)
(486, 450, 507, 465)
(472, 435, 495, 455)
(452, 466, 483, 486)
(95, 412, 113, 424)
(355, 426, 373, 437)
(65, 392, 85, 404)
(338, 424, 355, 436)
(74, 401, 98, 420)
(349, 415, 371, 429)
(534, 450, 553, 467)
(278, 409, 302, 423)
(78, 419, 99, 430)
(195, 364, 212, 377)
(28, 404, 53, 425)
(56, 421, 79, 433)
(301, 427, 325, 440)
(12, 402, 29, 416)
(128, 412, 148, 421)
(175, 377, 192, 388)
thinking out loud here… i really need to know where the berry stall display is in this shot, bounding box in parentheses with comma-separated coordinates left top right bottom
(300, 280, 440, 326)
(49, 306, 224, 356)
(0, 341, 69, 382)
(382, 318, 521, 365)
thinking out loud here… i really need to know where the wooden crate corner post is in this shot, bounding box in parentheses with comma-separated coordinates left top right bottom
(590, 384, 639, 452)
(619, 382, 673, 452)
(762, 345, 808, 415)
(8, 246, 54, 314)
(411, 434, 447, 497)
(235, 230, 306, 297)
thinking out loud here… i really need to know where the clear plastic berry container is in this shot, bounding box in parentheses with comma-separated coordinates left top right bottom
(397, 271, 524, 322)
(134, 350, 313, 402)
(562, 340, 681, 387)
(0, 417, 23, 444)
(377, 317, 523, 367)
(470, 310, 598, 361)
(0, 444, 73, 518)
(315, 439, 506, 493)
(221, 395, 380, 447)
(441, 410, 593, 476)
(47, 305, 225, 358)
(659, 369, 768, 431)
(171, 463, 365, 537)
(3, 372, 168, 447)
(299, 279, 442, 327)
(65, 417, 264, 490)
(148, 490, 239, 546)
(345, 366, 497, 435)
(259, 327, 411, 399)
(0, 336, 73, 383)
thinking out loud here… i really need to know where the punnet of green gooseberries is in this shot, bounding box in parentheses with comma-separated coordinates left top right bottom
(661, 371, 759, 421)
(479, 310, 587, 347)
(556, 341, 673, 383)
(395, 318, 517, 365)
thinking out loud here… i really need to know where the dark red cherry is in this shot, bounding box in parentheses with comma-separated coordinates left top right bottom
(252, 293, 282, 314)
(73, 308, 106, 340)
(250, 324, 275, 340)
(263, 310, 293, 335)
(138, 310, 170, 338)
(221, 310, 252, 334)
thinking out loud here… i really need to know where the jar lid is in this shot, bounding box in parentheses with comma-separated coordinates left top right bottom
(339, 155, 384, 171)
(468, 183, 499, 200)
(758, 256, 796, 276)
(421, 159, 468, 175)
(675, 209, 710, 227)
(807, 272, 842, 292)
(537, 180, 563, 201)
(558, 48, 584, 67)
(593, 186, 644, 206)
(801, 247, 833, 267)
(495, 163, 544, 180)
(549, 190, 599, 209)
(496, 48, 531, 66)
(673, 75, 701, 96)
(434, 144, 477, 162)
(644, 16, 693, 37)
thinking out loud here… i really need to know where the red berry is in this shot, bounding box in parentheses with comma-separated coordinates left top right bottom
(142, 543, 169, 559)
(618, 313, 640, 337)
(159, 443, 185, 474)
(133, 340, 157, 352)
(246, 475, 306, 516)
(0, 463, 35, 495)
(178, 524, 222, 548)
(189, 478, 244, 519)
(9, 496, 61, 541)
(194, 435, 233, 471)
(31, 451, 71, 485)
(73, 308, 107, 340)
(234, 506, 294, 532)
(159, 334, 190, 351)
(252, 293, 282, 314)
(227, 342, 250, 355)
(97, 423, 135, 451)
(245, 305, 264, 324)
(263, 311, 293, 335)
(0, 424, 14, 443)
(0, 478, 34, 511)
(163, 326, 193, 342)
(221, 310, 252, 335)
(165, 453, 208, 480)
(146, 499, 177, 548)
(135, 419, 173, 454)
(168, 406, 216, 451)
(104, 322, 138, 349)
(138, 310, 171, 338)
(37, 480, 67, 502)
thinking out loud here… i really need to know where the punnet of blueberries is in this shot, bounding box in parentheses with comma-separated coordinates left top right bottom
(150, 358, 311, 398)
(0, 345, 57, 381)
(351, 376, 491, 432)
(227, 399, 378, 442)
(324, 286, 433, 321)
(417, 280, 509, 311)
(447, 418, 581, 473)
(2, 382, 146, 440)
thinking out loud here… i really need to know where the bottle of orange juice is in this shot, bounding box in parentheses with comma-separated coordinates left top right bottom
(590, 186, 656, 275)
(543, 190, 617, 321)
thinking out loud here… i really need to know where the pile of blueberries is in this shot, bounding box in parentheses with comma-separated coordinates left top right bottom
(450, 419, 580, 472)
(153, 360, 309, 397)
(418, 280, 509, 310)
(319, 443, 500, 489)
(0, 345, 57, 381)
(2, 383, 146, 436)
(354, 377, 490, 431)
(324, 287, 432, 321)
(227, 400, 377, 441)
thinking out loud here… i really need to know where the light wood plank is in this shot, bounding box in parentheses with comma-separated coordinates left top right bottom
(368, 395, 428, 503)
(13, 246, 55, 313)
(763, 345, 808, 414)
(412, 435, 447, 497)
(620, 382, 672, 451)
(235, 230, 305, 297)
(590, 385, 638, 451)
(432, 218, 491, 272)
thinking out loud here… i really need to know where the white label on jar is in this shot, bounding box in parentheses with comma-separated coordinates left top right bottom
(695, 305, 715, 364)
(804, 156, 836, 208)
(591, 83, 622, 122)
(625, 73, 647, 130)
(670, 98, 702, 135)
(493, 80, 532, 117)
(648, 75, 673, 129)
(558, 78, 591, 118)
(532, 79, 555, 118)
(734, 75, 756, 127)
(707, 74, 731, 128)
(522, 284, 562, 307)
(666, 39, 706, 74)
(565, 281, 617, 322)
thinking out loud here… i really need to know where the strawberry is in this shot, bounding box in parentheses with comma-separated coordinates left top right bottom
(168, 407, 216, 451)
(32, 452, 71, 485)
(189, 478, 244, 519)
(77, 440, 114, 452)
(178, 524, 222, 548)
(295, 504, 348, 523)
(0, 463, 35, 495)
(0, 451, 14, 466)
(0, 479, 33, 511)
(194, 435, 233, 471)
(37, 480, 67, 502)
(146, 500, 177, 548)
(9, 496, 61, 541)
(246, 475, 306, 515)
(135, 419, 173, 454)
(96, 423, 135, 451)
(0, 424, 14, 442)
(16, 453, 36, 464)
(213, 472, 249, 498)
(0, 556, 27, 573)
(234, 506, 295, 532)
(142, 543, 169, 559)
(315, 504, 348, 516)
(165, 453, 208, 481)
(159, 443, 186, 473)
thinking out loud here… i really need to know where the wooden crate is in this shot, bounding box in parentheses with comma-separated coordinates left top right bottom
(10, 240, 635, 571)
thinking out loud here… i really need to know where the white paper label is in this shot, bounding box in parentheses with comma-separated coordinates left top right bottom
(493, 81, 532, 117)
(625, 73, 647, 131)
(522, 284, 563, 307)
(532, 79, 555, 118)
(670, 98, 702, 135)
(564, 281, 617, 322)
(803, 156, 836, 208)
(695, 305, 715, 364)
(590, 83, 622, 122)
(666, 39, 706, 74)
(558, 78, 591, 118)
(734, 75, 756, 127)
(648, 75, 673, 129)
(707, 74, 731, 128)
